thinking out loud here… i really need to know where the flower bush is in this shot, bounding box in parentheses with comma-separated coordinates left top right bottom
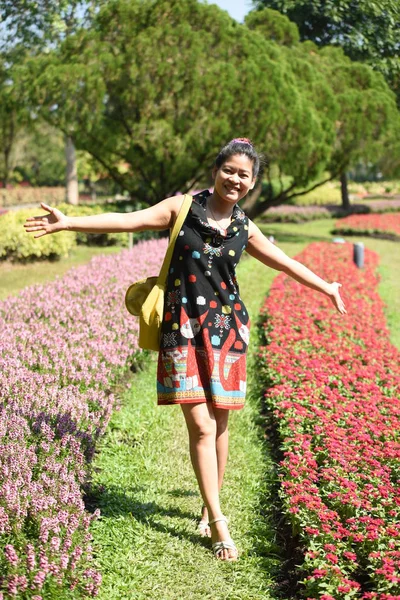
(258, 242, 400, 599)
(0, 238, 167, 598)
(333, 213, 400, 239)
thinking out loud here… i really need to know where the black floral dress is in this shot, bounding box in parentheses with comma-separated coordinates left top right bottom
(157, 190, 250, 410)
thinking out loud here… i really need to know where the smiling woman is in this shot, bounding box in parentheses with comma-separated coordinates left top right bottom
(206, 138, 258, 230)
(23, 136, 346, 564)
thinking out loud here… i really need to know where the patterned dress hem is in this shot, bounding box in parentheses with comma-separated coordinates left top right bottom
(158, 399, 245, 410)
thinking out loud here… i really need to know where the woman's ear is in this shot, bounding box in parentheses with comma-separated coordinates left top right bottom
(249, 177, 257, 190)
(211, 166, 217, 180)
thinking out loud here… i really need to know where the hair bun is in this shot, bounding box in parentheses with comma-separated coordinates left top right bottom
(231, 137, 253, 146)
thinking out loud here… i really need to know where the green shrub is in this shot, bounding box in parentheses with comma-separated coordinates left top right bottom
(0, 202, 161, 262)
(59, 203, 159, 246)
(0, 209, 76, 261)
(58, 203, 128, 246)
(290, 182, 342, 206)
(363, 180, 400, 195)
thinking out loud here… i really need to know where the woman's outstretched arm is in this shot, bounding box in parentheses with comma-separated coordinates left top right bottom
(24, 196, 183, 238)
(246, 221, 347, 314)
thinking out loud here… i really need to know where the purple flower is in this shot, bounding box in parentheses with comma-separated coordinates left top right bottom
(0, 239, 168, 596)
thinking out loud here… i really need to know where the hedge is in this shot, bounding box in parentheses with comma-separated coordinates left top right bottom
(0, 209, 76, 262)
(0, 187, 65, 208)
(0, 205, 159, 262)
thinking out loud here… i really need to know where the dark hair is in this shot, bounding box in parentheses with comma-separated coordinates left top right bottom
(214, 138, 261, 179)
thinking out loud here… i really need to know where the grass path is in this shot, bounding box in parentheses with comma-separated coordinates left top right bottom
(88, 254, 287, 600)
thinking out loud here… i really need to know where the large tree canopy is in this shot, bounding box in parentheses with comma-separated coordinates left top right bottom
(25, 0, 332, 205)
(0, 1, 102, 51)
(13, 0, 399, 216)
(0, 58, 31, 186)
(253, 0, 400, 104)
(241, 8, 398, 214)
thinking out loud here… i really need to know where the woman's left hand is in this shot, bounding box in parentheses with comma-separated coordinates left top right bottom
(327, 282, 347, 314)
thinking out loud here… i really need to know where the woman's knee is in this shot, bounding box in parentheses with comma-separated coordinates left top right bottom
(181, 403, 217, 440)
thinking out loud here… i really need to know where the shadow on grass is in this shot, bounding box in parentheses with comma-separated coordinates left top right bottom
(83, 482, 210, 550)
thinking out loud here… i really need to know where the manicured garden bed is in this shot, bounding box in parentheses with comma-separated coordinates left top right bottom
(0, 239, 167, 598)
(258, 241, 400, 599)
(259, 201, 400, 224)
(333, 213, 400, 240)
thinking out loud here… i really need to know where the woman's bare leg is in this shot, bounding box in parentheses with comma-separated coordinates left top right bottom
(200, 406, 230, 532)
(180, 402, 236, 560)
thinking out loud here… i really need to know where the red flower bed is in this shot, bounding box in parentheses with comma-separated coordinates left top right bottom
(334, 213, 400, 239)
(258, 242, 400, 599)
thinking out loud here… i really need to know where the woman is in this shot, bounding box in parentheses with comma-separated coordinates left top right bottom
(24, 138, 346, 562)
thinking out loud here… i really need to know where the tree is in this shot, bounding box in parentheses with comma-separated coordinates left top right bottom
(11, 122, 66, 186)
(0, 57, 30, 187)
(245, 6, 400, 212)
(253, 0, 400, 105)
(26, 0, 317, 206)
(0, 1, 100, 51)
(245, 7, 299, 46)
(20, 0, 397, 217)
(0, 1, 103, 203)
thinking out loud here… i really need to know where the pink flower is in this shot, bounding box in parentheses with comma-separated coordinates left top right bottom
(4, 545, 18, 566)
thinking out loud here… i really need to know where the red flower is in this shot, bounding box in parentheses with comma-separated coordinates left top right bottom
(258, 242, 400, 599)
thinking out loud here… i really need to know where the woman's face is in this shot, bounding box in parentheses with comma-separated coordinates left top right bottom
(212, 154, 256, 204)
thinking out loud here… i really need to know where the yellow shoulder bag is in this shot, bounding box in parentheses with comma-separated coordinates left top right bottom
(125, 194, 192, 351)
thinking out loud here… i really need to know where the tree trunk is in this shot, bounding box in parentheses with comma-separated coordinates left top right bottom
(340, 171, 350, 210)
(65, 136, 79, 205)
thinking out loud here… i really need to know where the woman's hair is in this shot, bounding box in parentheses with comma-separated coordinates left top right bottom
(214, 138, 261, 179)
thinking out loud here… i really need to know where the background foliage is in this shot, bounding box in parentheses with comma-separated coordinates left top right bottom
(0, 0, 399, 215)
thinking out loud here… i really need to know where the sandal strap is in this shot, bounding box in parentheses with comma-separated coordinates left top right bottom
(208, 515, 228, 526)
(198, 520, 210, 534)
(212, 540, 237, 554)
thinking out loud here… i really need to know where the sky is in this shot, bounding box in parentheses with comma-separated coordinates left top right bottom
(206, 0, 254, 23)
(0, 1, 255, 48)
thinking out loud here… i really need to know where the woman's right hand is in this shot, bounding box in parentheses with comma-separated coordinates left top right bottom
(24, 203, 69, 238)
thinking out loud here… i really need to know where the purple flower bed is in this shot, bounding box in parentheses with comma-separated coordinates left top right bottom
(0, 239, 167, 598)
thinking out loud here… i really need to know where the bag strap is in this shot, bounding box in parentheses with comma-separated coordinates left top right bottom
(157, 194, 192, 285)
